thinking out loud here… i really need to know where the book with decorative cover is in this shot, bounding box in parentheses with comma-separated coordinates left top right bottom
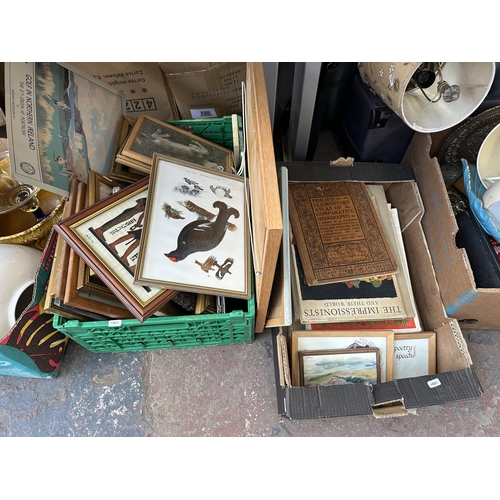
(290, 243, 408, 324)
(307, 204, 421, 332)
(288, 181, 398, 286)
(290, 184, 417, 325)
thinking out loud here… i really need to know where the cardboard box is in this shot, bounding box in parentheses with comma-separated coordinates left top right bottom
(159, 62, 246, 120)
(404, 133, 500, 330)
(272, 158, 482, 419)
(69, 62, 179, 121)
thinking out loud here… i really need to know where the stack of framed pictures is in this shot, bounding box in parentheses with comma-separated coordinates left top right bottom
(54, 153, 251, 322)
(290, 330, 436, 388)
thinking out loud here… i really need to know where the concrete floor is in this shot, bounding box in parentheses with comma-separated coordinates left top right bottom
(1, 326, 500, 437)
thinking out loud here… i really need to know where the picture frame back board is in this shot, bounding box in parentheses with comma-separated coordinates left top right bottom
(244, 63, 283, 333)
(54, 176, 179, 322)
(121, 113, 234, 173)
(291, 330, 395, 386)
(134, 154, 251, 300)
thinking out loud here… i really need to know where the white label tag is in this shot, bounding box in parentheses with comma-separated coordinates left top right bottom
(427, 378, 441, 388)
(108, 320, 122, 328)
(190, 108, 217, 119)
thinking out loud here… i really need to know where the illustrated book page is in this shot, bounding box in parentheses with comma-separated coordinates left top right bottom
(288, 181, 398, 286)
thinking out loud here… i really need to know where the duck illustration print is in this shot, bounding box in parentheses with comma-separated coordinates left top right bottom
(134, 155, 251, 300)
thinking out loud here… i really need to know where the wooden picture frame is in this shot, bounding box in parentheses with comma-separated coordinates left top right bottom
(76, 171, 122, 299)
(121, 113, 234, 173)
(393, 332, 437, 379)
(55, 176, 179, 322)
(112, 115, 149, 184)
(291, 330, 395, 386)
(299, 348, 381, 387)
(62, 178, 134, 319)
(87, 171, 121, 206)
(134, 154, 251, 300)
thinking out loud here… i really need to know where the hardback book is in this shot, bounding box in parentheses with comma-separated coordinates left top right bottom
(290, 184, 416, 325)
(288, 180, 398, 286)
(291, 243, 409, 324)
(307, 204, 421, 333)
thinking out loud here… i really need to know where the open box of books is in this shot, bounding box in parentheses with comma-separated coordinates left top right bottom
(272, 137, 483, 419)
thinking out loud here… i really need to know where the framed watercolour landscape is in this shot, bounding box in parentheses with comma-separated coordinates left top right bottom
(121, 114, 234, 173)
(299, 348, 381, 387)
(54, 176, 179, 322)
(135, 154, 251, 300)
(291, 330, 394, 385)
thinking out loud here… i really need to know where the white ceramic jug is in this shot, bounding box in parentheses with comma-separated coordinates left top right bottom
(0, 243, 42, 339)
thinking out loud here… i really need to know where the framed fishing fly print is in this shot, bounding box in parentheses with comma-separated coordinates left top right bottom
(134, 154, 251, 299)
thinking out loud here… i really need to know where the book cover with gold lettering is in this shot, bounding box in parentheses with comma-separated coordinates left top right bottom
(288, 181, 398, 286)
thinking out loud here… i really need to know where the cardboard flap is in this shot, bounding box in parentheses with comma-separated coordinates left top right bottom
(396, 368, 483, 409)
(402, 132, 500, 329)
(435, 320, 471, 372)
(282, 161, 415, 183)
(371, 381, 408, 418)
(402, 133, 490, 321)
(287, 384, 374, 420)
(245, 63, 283, 333)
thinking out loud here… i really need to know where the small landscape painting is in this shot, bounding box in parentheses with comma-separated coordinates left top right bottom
(299, 348, 380, 387)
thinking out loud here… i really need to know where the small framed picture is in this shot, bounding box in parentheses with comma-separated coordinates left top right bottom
(299, 348, 381, 387)
(393, 332, 437, 379)
(134, 154, 251, 300)
(121, 114, 234, 173)
(55, 176, 179, 322)
(291, 330, 394, 385)
(87, 171, 121, 207)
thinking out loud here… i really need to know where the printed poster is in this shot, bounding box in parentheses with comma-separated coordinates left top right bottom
(5, 62, 125, 197)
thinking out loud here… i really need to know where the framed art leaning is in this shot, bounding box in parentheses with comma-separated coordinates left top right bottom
(393, 332, 436, 379)
(134, 154, 251, 300)
(55, 176, 179, 321)
(291, 330, 394, 386)
(121, 114, 234, 173)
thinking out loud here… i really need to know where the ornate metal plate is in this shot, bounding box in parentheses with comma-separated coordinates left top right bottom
(438, 105, 500, 166)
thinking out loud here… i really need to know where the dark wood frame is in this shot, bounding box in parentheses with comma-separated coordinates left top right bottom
(55, 176, 178, 322)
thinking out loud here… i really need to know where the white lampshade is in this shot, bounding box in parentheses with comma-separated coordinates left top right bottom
(359, 62, 496, 133)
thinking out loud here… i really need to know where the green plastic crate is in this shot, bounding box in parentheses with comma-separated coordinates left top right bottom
(52, 293, 255, 353)
(166, 115, 243, 151)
